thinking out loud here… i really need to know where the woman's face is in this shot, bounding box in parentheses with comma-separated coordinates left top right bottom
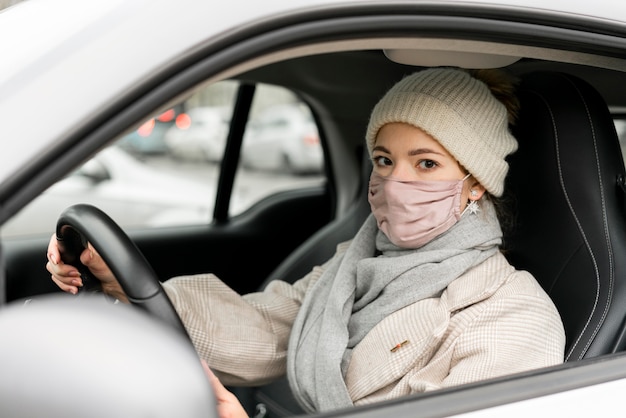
(372, 122, 485, 209)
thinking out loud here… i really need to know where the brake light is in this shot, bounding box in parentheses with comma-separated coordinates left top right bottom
(303, 133, 319, 146)
(137, 119, 155, 137)
(176, 113, 192, 130)
(157, 109, 176, 123)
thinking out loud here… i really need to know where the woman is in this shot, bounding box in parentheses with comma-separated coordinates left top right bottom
(47, 67, 565, 414)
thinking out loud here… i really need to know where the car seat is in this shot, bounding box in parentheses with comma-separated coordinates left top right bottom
(506, 71, 626, 361)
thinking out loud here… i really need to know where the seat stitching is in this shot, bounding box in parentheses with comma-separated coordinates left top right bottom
(529, 84, 601, 362)
(567, 76, 614, 359)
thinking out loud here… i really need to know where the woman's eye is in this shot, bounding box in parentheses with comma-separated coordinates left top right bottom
(374, 156, 392, 166)
(418, 159, 438, 170)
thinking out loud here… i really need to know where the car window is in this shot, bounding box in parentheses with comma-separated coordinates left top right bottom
(0, 81, 325, 238)
(233, 84, 325, 215)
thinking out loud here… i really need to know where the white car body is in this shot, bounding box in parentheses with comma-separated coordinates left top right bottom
(1, 0, 626, 416)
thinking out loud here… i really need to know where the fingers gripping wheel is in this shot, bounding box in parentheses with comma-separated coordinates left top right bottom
(56, 225, 103, 294)
(56, 203, 189, 339)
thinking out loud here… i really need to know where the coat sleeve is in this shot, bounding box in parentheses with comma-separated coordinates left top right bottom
(161, 243, 350, 386)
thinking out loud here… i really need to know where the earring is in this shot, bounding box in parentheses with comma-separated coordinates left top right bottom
(465, 199, 480, 215)
(470, 189, 479, 197)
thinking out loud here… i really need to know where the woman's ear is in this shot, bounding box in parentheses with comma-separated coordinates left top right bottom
(469, 181, 486, 201)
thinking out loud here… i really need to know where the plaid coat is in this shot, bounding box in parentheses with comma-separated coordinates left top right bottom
(163, 244, 565, 407)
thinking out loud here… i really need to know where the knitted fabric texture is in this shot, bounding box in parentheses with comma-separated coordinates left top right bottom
(287, 201, 502, 412)
(365, 68, 518, 197)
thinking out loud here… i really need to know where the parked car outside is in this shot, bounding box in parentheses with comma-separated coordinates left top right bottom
(117, 108, 180, 155)
(242, 103, 323, 174)
(164, 106, 231, 162)
(1, 146, 213, 238)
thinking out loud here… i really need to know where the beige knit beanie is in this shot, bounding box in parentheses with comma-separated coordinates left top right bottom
(365, 68, 518, 197)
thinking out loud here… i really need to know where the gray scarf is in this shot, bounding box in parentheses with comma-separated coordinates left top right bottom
(286, 199, 502, 412)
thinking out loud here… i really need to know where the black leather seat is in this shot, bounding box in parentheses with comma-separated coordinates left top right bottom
(507, 71, 626, 361)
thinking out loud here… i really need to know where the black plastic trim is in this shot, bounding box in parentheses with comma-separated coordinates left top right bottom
(213, 83, 256, 223)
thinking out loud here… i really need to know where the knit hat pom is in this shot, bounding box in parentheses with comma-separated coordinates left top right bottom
(365, 68, 519, 197)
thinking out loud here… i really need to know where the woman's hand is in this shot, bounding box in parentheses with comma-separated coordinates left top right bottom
(46, 234, 128, 303)
(202, 361, 249, 418)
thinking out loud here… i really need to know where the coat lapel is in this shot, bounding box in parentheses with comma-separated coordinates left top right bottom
(344, 298, 449, 401)
(344, 253, 513, 403)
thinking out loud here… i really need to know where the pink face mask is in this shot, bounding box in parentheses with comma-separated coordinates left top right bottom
(368, 171, 470, 249)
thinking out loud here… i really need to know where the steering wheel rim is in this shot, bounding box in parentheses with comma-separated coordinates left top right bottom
(56, 203, 189, 338)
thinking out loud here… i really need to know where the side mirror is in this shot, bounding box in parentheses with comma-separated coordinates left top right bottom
(0, 295, 217, 418)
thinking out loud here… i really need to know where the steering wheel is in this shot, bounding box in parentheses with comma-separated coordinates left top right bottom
(56, 203, 189, 338)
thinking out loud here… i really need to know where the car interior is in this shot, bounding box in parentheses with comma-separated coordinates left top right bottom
(2, 5, 626, 417)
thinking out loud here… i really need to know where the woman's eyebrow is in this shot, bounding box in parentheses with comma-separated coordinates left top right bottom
(408, 148, 445, 156)
(372, 145, 446, 156)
